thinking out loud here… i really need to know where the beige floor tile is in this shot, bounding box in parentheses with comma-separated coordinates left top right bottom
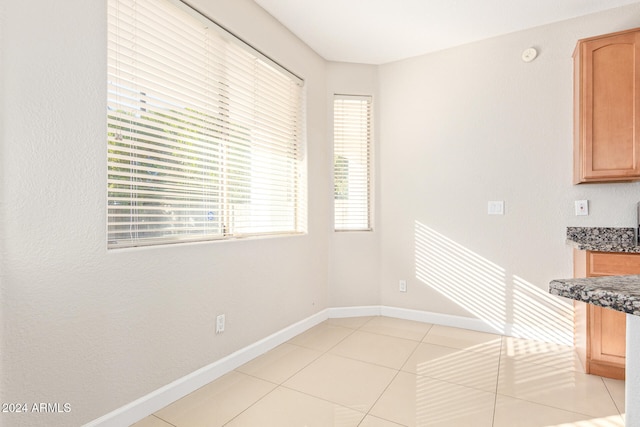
(502, 336, 584, 372)
(236, 343, 321, 384)
(283, 353, 397, 412)
(603, 377, 626, 414)
(154, 371, 276, 427)
(225, 386, 365, 427)
(402, 342, 500, 392)
(325, 316, 374, 329)
(287, 323, 354, 351)
(130, 415, 174, 427)
(359, 316, 433, 341)
(497, 357, 620, 418)
(493, 394, 623, 427)
(358, 415, 406, 426)
(370, 371, 495, 427)
(137, 319, 627, 427)
(422, 325, 502, 354)
(329, 330, 419, 369)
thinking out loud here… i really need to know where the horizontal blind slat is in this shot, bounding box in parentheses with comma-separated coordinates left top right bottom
(333, 95, 372, 231)
(108, 0, 306, 248)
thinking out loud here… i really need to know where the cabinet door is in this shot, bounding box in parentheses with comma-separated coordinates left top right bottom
(583, 251, 640, 379)
(588, 304, 626, 378)
(588, 251, 640, 275)
(575, 29, 640, 183)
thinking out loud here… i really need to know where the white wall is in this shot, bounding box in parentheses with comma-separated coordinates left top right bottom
(326, 62, 381, 307)
(4, 1, 640, 425)
(378, 4, 640, 344)
(0, 1, 328, 426)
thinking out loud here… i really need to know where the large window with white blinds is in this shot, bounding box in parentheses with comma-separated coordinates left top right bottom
(107, 0, 306, 248)
(333, 95, 372, 231)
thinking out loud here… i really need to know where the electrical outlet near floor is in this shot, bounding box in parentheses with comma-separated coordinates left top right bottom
(399, 280, 407, 292)
(216, 314, 225, 334)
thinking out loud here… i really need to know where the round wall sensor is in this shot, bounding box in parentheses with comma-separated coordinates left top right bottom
(522, 48, 538, 62)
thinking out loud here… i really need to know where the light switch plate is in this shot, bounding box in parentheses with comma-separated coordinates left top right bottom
(488, 201, 504, 215)
(575, 200, 589, 216)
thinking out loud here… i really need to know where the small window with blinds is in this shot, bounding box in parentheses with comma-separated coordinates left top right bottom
(107, 0, 306, 248)
(333, 95, 372, 231)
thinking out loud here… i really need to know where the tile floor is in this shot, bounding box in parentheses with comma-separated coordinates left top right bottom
(131, 316, 626, 427)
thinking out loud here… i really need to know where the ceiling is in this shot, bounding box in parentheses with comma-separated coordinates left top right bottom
(253, 0, 640, 64)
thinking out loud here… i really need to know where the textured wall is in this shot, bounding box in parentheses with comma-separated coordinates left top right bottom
(0, 1, 328, 426)
(377, 4, 640, 343)
(5, 1, 640, 426)
(326, 62, 381, 307)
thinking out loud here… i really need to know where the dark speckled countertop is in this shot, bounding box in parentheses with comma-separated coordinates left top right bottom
(550, 275, 640, 316)
(552, 227, 640, 316)
(566, 226, 640, 253)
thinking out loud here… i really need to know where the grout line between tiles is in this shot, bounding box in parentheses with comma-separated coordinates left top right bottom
(224, 320, 367, 425)
(357, 319, 434, 342)
(290, 323, 358, 353)
(143, 318, 606, 427)
(328, 338, 422, 371)
(275, 384, 369, 422)
(494, 341, 617, 422)
(360, 335, 422, 426)
(234, 344, 324, 386)
(419, 323, 434, 341)
(410, 369, 500, 395)
(602, 377, 626, 417)
(325, 325, 358, 352)
(492, 393, 598, 419)
(220, 383, 280, 427)
(149, 414, 177, 427)
(360, 368, 403, 426)
(490, 336, 503, 427)
(278, 383, 365, 408)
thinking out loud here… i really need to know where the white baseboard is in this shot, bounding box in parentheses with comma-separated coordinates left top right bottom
(83, 309, 329, 427)
(379, 306, 506, 335)
(85, 305, 557, 426)
(327, 305, 382, 318)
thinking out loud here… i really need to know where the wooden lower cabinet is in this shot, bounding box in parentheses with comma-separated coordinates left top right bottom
(573, 249, 638, 379)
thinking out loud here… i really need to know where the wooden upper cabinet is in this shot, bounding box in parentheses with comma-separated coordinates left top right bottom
(574, 28, 640, 183)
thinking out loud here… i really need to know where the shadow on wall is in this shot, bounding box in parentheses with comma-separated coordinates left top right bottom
(414, 221, 573, 345)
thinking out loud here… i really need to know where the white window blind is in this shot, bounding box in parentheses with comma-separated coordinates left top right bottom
(107, 0, 306, 248)
(333, 95, 372, 231)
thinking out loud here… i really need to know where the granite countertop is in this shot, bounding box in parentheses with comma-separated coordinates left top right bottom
(549, 275, 640, 316)
(566, 226, 640, 253)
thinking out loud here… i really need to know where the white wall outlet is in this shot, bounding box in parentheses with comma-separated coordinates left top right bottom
(575, 200, 589, 216)
(488, 201, 504, 215)
(399, 280, 407, 292)
(216, 314, 225, 334)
